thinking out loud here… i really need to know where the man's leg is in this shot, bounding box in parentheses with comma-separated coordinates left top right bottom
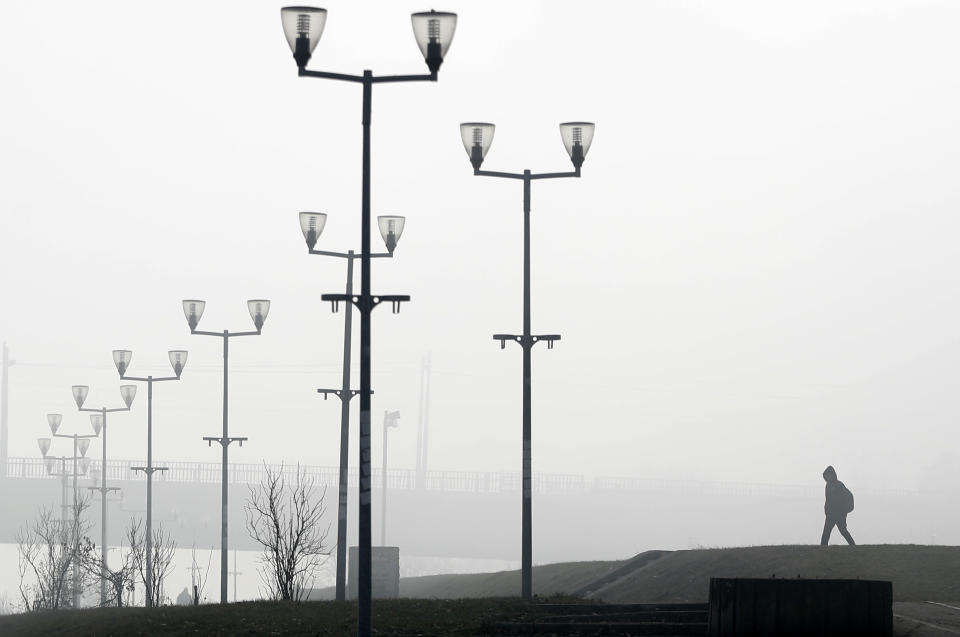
(821, 516, 835, 545)
(836, 514, 855, 545)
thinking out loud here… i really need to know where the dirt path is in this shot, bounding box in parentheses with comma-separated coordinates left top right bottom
(895, 602, 960, 636)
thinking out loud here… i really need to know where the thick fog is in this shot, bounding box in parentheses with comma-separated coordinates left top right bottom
(2, 0, 959, 531)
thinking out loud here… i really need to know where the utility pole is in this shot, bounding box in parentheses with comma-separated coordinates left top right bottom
(415, 353, 430, 490)
(229, 549, 242, 602)
(380, 410, 400, 545)
(1, 342, 15, 479)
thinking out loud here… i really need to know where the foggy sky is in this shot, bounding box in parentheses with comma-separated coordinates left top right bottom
(1, 0, 959, 494)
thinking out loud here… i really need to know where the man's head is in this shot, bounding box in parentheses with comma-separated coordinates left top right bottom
(823, 465, 837, 482)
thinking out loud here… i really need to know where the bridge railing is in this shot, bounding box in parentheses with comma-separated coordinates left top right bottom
(2, 457, 920, 498)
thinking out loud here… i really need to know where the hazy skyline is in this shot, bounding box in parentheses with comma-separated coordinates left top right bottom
(2, 0, 959, 498)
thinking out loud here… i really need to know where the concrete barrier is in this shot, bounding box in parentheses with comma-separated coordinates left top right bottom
(708, 577, 892, 636)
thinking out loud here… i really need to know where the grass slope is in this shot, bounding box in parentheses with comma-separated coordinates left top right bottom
(0, 597, 581, 637)
(590, 545, 960, 603)
(398, 558, 625, 599)
(395, 545, 960, 603)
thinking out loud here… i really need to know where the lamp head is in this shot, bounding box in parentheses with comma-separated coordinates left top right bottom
(459, 123, 495, 170)
(71, 385, 89, 409)
(559, 122, 595, 168)
(168, 350, 188, 378)
(79, 457, 92, 475)
(299, 212, 327, 250)
(44, 456, 57, 475)
(411, 10, 457, 73)
(182, 299, 206, 331)
(281, 6, 327, 69)
(90, 414, 103, 435)
(120, 385, 137, 408)
(37, 437, 51, 457)
(78, 438, 91, 457)
(377, 216, 405, 255)
(112, 350, 132, 377)
(47, 413, 62, 435)
(248, 300, 271, 332)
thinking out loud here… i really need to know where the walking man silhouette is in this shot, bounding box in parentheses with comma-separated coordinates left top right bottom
(821, 465, 855, 545)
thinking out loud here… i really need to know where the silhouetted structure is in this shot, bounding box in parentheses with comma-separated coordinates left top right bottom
(821, 465, 855, 545)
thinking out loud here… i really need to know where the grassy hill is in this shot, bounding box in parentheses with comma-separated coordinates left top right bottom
(398, 545, 960, 603)
(3, 545, 958, 635)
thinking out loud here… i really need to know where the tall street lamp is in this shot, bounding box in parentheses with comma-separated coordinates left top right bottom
(380, 410, 399, 546)
(281, 8, 455, 633)
(183, 299, 268, 604)
(39, 414, 96, 607)
(73, 383, 136, 606)
(459, 121, 595, 599)
(112, 349, 187, 608)
(299, 211, 405, 601)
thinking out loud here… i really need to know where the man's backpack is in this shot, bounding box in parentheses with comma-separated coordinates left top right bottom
(840, 483, 855, 513)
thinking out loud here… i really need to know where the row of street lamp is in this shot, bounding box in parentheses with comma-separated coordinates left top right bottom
(36, 301, 269, 607)
(33, 7, 594, 633)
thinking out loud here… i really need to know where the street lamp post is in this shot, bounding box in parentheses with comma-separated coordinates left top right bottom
(459, 121, 595, 599)
(380, 410, 399, 546)
(281, 9, 455, 633)
(38, 415, 95, 608)
(299, 211, 404, 600)
(111, 349, 187, 608)
(183, 299, 268, 604)
(73, 383, 136, 606)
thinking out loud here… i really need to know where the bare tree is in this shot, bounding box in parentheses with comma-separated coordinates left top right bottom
(188, 544, 214, 605)
(127, 517, 177, 606)
(16, 497, 94, 611)
(81, 530, 137, 608)
(245, 463, 330, 601)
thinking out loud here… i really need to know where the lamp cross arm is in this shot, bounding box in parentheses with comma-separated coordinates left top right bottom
(190, 329, 226, 337)
(131, 466, 169, 475)
(52, 432, 99, 440)
(203, 435, 248, 448)
(321, 293, 410, 314)
(372, 72, 436, 83)
(120, 374, 179, 382)
(474, 169, 526, 180)
(318, 388, 372, 401)
(298, 69, 364, 83)
(79, 406, 129, 414)
(493, 333, 562, 350)
(87, 486, 122, 495)
(530, 168, 581, 180)
(310, 249, 391, 260)
(309, 248, 352, 259)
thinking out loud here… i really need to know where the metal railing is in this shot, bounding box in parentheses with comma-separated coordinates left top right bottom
(1, 456, 924, 498)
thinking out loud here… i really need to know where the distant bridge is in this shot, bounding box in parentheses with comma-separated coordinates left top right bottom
(1, 457, 952, 562)
(4, 455, 912, 498)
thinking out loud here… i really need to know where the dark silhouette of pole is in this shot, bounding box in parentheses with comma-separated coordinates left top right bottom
(1, 342, 14, 480)
(463, 121, 593, 599)
(284, 9, 456, 634)
(185, 300, 266, 604)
